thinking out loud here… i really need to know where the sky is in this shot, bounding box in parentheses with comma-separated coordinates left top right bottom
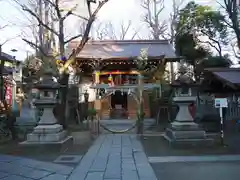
(0, 0, 221, 61)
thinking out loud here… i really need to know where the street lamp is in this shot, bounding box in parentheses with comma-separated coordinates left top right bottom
(87, 0, 96, 3)
(10, 49, 18, 71)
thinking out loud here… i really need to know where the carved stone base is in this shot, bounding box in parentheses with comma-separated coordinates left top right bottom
(164, 121, 214, 147)
(171, 121, 201, 131)
(19, 136, 73, 151)
(26, 131, 67, 142)
(20, 123, 73, 148)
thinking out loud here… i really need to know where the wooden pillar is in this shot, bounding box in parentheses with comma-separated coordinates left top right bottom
(94, 70, 102, 118)
(94, 70, 100, 84)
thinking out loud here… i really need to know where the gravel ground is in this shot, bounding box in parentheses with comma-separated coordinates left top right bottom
(141, 135, 240, 157)
(152, 161, 240, 180)
(0, 132, 93, 166)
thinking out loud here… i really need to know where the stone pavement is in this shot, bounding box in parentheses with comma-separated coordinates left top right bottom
(0, 135, 156, 180)
(0, 154, 74, 179)
(69, 134, 157, 180)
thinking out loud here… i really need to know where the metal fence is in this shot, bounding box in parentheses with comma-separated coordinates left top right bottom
(196, 94, 240, 121)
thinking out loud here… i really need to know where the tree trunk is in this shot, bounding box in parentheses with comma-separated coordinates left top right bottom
(59, 72, 68, 129)
(58, 19, 69, 129)
(137, 74, 144, 134)
(0, 46, 5, 101)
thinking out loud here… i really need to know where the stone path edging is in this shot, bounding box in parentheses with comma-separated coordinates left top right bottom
(149, 155, 240, 163)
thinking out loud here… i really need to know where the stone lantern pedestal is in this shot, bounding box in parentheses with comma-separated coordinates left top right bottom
(163, 74, 213, 147)
(20, 72, 73, 148)
(164, 96, 213, 147)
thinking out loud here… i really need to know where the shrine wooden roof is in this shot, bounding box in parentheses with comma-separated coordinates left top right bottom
(202, 68, 240, 92)
(67, 40, 179, 61)
(2, 67, 14, 75)
(205, 68, 240, 85)
(0, 52, 21, 62)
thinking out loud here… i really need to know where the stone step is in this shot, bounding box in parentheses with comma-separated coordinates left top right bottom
(163, 133, 215, 148)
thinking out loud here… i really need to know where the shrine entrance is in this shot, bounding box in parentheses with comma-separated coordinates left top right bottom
(110, 90, 128, 119)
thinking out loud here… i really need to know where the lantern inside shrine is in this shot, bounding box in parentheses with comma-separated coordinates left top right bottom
(108, 74, 114, 86)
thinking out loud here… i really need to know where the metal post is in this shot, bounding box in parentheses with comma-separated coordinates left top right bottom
(219, 107, 225, 146)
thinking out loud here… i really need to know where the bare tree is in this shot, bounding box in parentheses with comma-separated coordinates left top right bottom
(141, 0, 183, 82)
(96, 20, 139, 40)
(13, 0, 83, 59)
(13, 0, 109, 128)
(219, 0, 240, 59)
(141, 0, 186, 43)
(142, 0, 168, 40)
(59, 0, 109, 128)
(168, 0, 186, 44)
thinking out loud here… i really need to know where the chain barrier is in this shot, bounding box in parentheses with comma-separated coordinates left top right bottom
(93, 89, 139, 134)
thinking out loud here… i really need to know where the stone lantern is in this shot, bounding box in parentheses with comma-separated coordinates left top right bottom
(21, 70, 72, 146)
(164, 74, 212, 147)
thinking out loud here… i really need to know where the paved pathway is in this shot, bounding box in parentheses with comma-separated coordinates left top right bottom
(69, 134, 157, 180)
(0, 154, 74, 179)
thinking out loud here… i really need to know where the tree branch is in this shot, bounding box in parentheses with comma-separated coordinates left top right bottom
(199, 30, 222, 57)
(71, 13, 89, 21)
(87, 0, 93, 17)
(64, 34, 83, 44)
(22, 5, 59, 36)
(61, 4, 78, 21)
(120, 20, 131, 40)
(96, 22, 107, 40)
(0, 24, 8, 30)
(1, 34, 20, 46)
(22, 38, 49, 58)
(222, 0, 240, 50)
(96, 20, 139, 40)
(44, 0, 61, 19)
(142, 0, 153, 27)
(60, 0, 109, 73)
(142, 0, 167, 40)
(231, 41, 240, 59)
(131, 30, 139, 40)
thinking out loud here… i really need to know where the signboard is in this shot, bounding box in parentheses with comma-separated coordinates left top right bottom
(214, 98, 228, 108)
(5, 85, 12, 105)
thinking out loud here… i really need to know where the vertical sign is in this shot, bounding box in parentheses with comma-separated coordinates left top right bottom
(5, 85, 12, 106)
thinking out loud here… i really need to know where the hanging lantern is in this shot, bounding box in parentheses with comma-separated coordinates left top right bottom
(95, 71, 100, 76)
(108, 74, 113, 86)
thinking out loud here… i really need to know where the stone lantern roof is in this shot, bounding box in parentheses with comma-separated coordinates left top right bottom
(34, 69, 61, 90)
(172, 74, 199, 87)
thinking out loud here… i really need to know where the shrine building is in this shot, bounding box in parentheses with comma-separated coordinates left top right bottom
(67, 40, 179, 119)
